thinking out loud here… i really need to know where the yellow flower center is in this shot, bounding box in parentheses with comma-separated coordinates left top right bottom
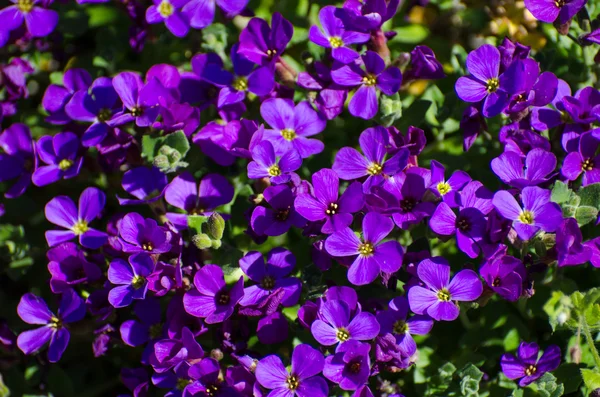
(17, 0, 34, 13)
(217, 291, 230, 305)
(362, 74, 377, 86)
(437, 288, 451, 301)
(59, 159, 74, 171)
(281, 129, 296, 141)
(286, 375, 299, 390)
(518, 210, 534, 225)
(72, 220, 89, 235)
(367, 162, 383, 175)
(554, 0, 565, 6)
(486, 78, 499, 93)
(142, 242, 154, 251)
(97, 108, 112, 122)
(329, 36, 343, 48)
(232, 76, 248, 92)
(582, 158, 595, 171)
(267, 164, 281, 177)
(49, 316, 62, 329)
(437, 182, 451, 195)
(131, 275, 146, 289)
(325, 202, 338, 215)
(524, 364, 537, 376)
(131, 106, 144, 117)
(358, 242, 374, 256)
(206, 385, 219, 396)
(158, 0, 174, 18)
(336, 327, 350, 342)
(266, 49, 278, 58)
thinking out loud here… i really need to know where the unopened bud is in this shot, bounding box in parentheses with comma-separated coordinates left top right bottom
(207, 213, 225, 240)
(192, 233, 212, 250)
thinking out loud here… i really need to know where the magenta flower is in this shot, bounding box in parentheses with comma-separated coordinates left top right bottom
(108, 253, 155, 308)
(44, 187, 108, 249)
(323, 340, 371, 391)
(117, 213, 172, 254)
(238, 12, 293, 66)
(331, 51, 402, 119)
(17, 289, 86, 362)
(183, 264, 244, 324)
(325, 212, 403, 285)
(480, 254, 525, 301)
(492, 186, 563, 240)
(256, 344, 328, 397)
(501, 342, 561, 386)
(408, 257, 483, 321)
(561, 131, 600, 186)
(310, 299, 380, 346)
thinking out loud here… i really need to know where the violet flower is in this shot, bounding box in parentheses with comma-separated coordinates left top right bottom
(251, 185, 307, 236)
(238, 248, 301, 307)
(164, 171, 234, 229)
(311, 299, 380, 346)
(492, 186, 562, 240)
(323, 340, 371, 391)
(183, 264, 244, 324)
(295, 168, 364, 234)
(429, 160, 471, 208)
(501, 342, 561, 386)
(247, 140, 301, 184)
(42, 68, 92, 125)
(255, 343, 328, 397)
(524, 0, 585, 24)
(117, 166, 168, 206)
(110, 72, 169, 127)
(0, 122, 35, 198)
(561, 131, 600, 186)
(118, 212, 172, 254)
(47, 242, 102, 293)
(17, 289, 86, 362)
(120, 298, 164, 347)
(331, 51, 402, 119)
(408, 257, 483, 321)
(146, 0, 189, 37)
(44, 187, 108, 249)
(32, 131, 83, 187)
(238, 12, 293, 66)
(325, 211, 403, 285)
(182, 0, 248, 30)
(260, 98, 327, 158)
(309, 6, 370, 64)
(491, 148, 557, 189)
(480, 254, 525, 301)
(0, 0, 59, 40)
(108, 253, 155, 308)
(555, 218, 592, 267)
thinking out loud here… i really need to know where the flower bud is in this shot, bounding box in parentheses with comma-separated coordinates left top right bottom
(192, 233, 212, 250)
(207, 213, 225, 240)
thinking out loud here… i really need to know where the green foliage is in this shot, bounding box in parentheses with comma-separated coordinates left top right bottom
(551, 182, 600, 226)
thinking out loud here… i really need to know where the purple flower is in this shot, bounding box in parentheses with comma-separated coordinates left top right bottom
(501, 342, 561, 386)
(117, 166, 168, 206)
(376, 296, 433, 356)
(555, 218, 592, 267)
(153, 102, 200, 135)
(502, 60, 558, 115)
(118, 212, 172, 254)
(404, 45, 445, 81)
(429, 160, 471, 207)
(110, 72, 169, 127)
(331, 51, 402, 119)
(309, 6, 370, 64)
(44, 187, 108, 249)
(260, 98, 326, 158)
(0, 123, 35, 198)
(108, 253, 155, 308)
(491, 148, 557, 189)
(325, 212, 403, 285)
(455, 44, 509, 118)
(255, 343, 328, 397)
(164, 171, 234, 229)
(247, 141, 301, 184)
(239, 248, 301, 307)
(479, 254, 525, 301)
(182, 0, 247, 30)
(150, 326, 203, 373)
(202, 44, 275, 108)
(408, 257, 483, 321)
(561, 131, 600, 186)
(429, 181, 493, 258)
(42, 69, 92, 125)
(238, 12, 293, 66)
(183, 264, 244, 324)
(492, 186, 562, 240)
(323, 340, 371, 391)
(524, 0, 585, 23)
(251, 185, 307, 236)
(47, 242, 102, 293)
(257, 312, 290, 345)
(146, 0, 189, 37)
(65, 77, 120, 147)
(310, 299, 380, 346)
(186, 357, 240, 396)
(295, 168, 364, 234)
(332, 127, 409, 189)
(17, 289, 86, 362)
(32, 131, 83, 187)
(120, 298, 163, 346)
(0, 0, 59, 39)
(530, 79, 572, 131)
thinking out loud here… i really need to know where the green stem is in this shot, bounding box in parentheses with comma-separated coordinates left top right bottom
(581, 315, 600, 369)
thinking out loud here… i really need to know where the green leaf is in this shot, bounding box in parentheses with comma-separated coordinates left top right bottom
(535, 373, 564, 397)
(551, 181, 573, 204)
(201, 23, 228, 62)
(579, 183, 600, 209)
(581, 368, 600, 390)
(163, 131, 190, 157)
(561, 204, 578, 218)
(503, 328, 521, 351)
(575, 205, 599, 226)
(188, 215, 208, 235)
(0, 374, 9, 397)
(390, 25, 430, 44)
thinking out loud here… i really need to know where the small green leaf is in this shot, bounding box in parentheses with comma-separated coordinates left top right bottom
(188, 215, 208, 235)
(163, 131, 190, 157)
(575, 205, 599, 226)
(579, 183, 600, 209)
(551, 181, 573, 204)
(581, 368, 600, 390)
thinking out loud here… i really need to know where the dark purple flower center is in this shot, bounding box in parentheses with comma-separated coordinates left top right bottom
(17, 0, 34, 13)
(437, 288, 451, 301)
(260, 276, 276, 290)
(362, 74, 377, 86)
(348, 360, 362, 374)
(275, 207, 291, 221)
(325, 202, 338, 215)
(485, 78, 499, 93)
(358, 242, 374, 256)
(142, 242, 154, 251)
(189, 207, 206, 215)
(59, 159, 74, 171)
(492, 277, 501, 287)
(131, 275, 146, 289)
(49, 316, 63, 329)
(456, 216, 470, 232)
(149, 323, 163, 339)
(217, 290, 230, 305)
(131, 106, 144, 117)
(524, 364, 537, 376)
(582, 158, 595, 171)
(393, 320, 408, 334)
(97, 108, 112, 122)
(206, 384, 220, 396)
(286, 375, 299, 390)
(232, 77, 248, 92)
(336, 327, 350, 342)
(400, 198, 416, 213)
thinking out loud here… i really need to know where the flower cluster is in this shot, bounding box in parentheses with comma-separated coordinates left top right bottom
(4, 0, 600, 395)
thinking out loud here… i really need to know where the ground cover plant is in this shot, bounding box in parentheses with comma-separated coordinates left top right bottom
(3, 0, 600, 396)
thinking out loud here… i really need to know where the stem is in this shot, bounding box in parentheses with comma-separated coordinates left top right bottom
(581, 316, 600, 369)
(370, 29, 391, 65)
